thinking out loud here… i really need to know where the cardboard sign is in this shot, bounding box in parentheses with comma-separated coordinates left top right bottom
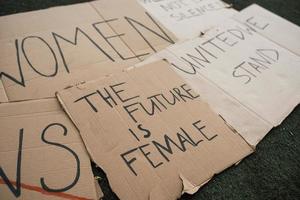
(0, 99, 101, 199)
(232, 4, 300, 56)
(138, 19, 300, 146)
(57, 60, 253, 200)
(0, 0, 177, 102)
(138, 0, 237, 39)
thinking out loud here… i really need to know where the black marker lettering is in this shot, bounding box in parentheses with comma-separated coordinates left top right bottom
(0, 40, 25, 87)
(110, 82, 139, 103)
(250, 53, 272, 67)
(128, 128, 140, 141)
(97, 88, 117, 108)
(183, 53, 208, 68)
(246, 16, 269, 30)
(227, 29, 245, 40)
(41, 123, 80, 192)
(232, 61, 254, 84)
(125, 12, 174, 53)
(203, 37, 225, 53)
(52, 27, 114, 73)
(161, 90, 180, 105)
(185, 44, 219, 68)
(152, 134, 185, 162)
(120, 148, 138, 176)
(236, 24, 256, 36)
(172, 60, 197, 74)
(21, 36, 58, 77)
(0, 129, 23, 197)
(140, 98, 162, 115)
(139, 144, 163, 169)
(180, 127, 202, 146)
(193, 120, 217, 141)
(256, 49, 279, 62)
(93, 20, 148, 60)
(128, 124, 151, 141)
(172, 87, 193, 102)
(176, 131, 196, 149)
(124, 102, 140, 123)
(148, 94, 167, 109)
(138, 124, 151, 138)
(215, 32, 238, 47)
(248, 61, 268, 73)
(74, 92, 98, 112)
(180, 84, 200, 99)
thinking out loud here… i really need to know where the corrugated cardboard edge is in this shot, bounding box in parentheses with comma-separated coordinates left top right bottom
(56, 89, 106, 200)
(56, 90, 100, 166)
(218, 114, 256, 149)
(180, 174, 202, 195)
(94, 178, 104, 199)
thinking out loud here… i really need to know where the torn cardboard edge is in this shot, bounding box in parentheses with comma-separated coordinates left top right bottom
(180, 151, 252, 195)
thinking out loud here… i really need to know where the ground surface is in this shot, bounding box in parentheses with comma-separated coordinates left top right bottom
(0, 0, 299, 200)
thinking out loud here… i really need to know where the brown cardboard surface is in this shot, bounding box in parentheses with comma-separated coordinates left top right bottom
(0, 98, 100, 199)
(91, 0, 176, 56)
(0, 80, 8, 102)
(57, 60, 253, 200)
(232, 4, 300, 56)
(0, 0, 177, 102)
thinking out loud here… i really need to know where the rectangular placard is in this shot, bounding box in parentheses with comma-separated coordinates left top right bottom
(0, 0, 177, 102)
(57, 60, 253, 200)
(0, 99, 101, 200)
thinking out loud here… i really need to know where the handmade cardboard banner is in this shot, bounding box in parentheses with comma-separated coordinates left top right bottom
(57, 60, 253, 200)
(138, 19, 300, 146)
(0, 99, 101, 199)
(138, 0, 237, 39)
(0, 0, 177, 102)
(232, 4, 300, 56)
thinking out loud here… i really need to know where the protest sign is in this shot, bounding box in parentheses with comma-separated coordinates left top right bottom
(57, 60, 253, 200)
(0, 99, 100, 199)
(0, 0, 176, 102)
(138, 19, 300, 145)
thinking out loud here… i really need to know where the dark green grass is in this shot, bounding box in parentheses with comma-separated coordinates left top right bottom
(0, 0, 299, 199)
